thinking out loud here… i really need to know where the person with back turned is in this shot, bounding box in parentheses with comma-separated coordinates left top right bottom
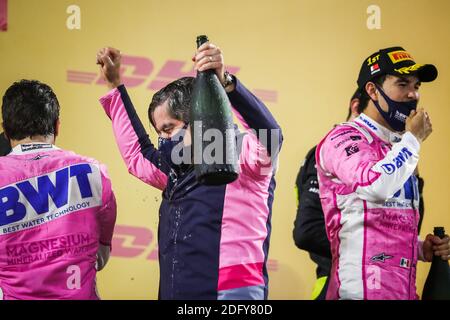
(0, 80, 117, 299)
(96, 41, 283, 300)
(316, 47, 450, 299)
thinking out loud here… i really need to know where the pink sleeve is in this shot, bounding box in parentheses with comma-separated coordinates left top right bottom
(99, 86, 168, 190)
(232, 108, 277, 179)
(239, 132, 274, 179)
(317, 126, 420, 203)
(318, 126, 381, 190)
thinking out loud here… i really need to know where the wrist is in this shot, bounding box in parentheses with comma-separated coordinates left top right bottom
(224, 83, 236, 93)
(406, 131, 422, 144)
(222, 71, 235, 93)
(412, 133, 423, 144)
(107, 80, 122, 90)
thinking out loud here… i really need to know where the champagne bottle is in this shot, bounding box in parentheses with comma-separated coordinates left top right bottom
(422, 227, 450, 300)
(190, 35, 239, 185)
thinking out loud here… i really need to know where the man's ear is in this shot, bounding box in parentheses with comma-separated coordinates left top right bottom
(350, 98, 360, 117)
(365, 82, 378, 101)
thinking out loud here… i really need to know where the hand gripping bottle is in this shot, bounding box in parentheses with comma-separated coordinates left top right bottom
(422, 227, 450, 300)
(190, 35, 239, 185)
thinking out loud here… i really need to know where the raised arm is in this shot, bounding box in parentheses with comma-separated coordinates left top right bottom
(97, 47, 168, 190)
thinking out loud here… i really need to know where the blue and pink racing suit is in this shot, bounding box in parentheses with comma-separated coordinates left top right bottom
(316, 113, 425, 300)
(0, 143, 116, 299)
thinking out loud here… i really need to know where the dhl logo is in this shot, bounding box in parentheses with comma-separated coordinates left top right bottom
(111, 224, 279, 271)
(67, 55, 278, 103)
(0, 0, 6, 31)
(388, 50, 414, 64)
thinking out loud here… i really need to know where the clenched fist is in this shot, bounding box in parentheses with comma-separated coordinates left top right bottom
(97, 47, 122, 90)
(405, 108, 432, 143)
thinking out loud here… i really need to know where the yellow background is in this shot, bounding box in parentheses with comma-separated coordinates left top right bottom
(1, 0, 449, 299)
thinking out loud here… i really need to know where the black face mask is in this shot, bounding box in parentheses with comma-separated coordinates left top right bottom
(158, 123, 191, 170)
(371, 84, 418, 132)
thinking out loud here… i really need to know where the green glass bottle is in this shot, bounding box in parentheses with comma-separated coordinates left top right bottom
(422, 227, 450, 300)
(190, 35, 239, 185)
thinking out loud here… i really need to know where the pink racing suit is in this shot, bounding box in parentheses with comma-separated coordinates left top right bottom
(316, 113, 423, 300)
(0, 143, 116, 300)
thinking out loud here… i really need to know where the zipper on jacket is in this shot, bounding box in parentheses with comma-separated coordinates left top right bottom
(408, 175, 418, 299)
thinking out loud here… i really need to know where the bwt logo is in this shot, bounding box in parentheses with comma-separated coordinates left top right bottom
(111, 224, 279, 272)
(0, 164, 98, 228)
(67, 55, 278, 103)
(381, 147, 413, 175)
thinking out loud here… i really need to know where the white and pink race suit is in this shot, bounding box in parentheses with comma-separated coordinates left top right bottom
(0, 143, 116, 299)
(316, 113, 424, 300)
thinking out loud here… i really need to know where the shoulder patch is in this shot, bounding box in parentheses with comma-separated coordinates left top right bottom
(339, 122, 374, 144)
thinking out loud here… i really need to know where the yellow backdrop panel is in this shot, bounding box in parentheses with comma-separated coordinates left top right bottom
(0, 0, 449, 299)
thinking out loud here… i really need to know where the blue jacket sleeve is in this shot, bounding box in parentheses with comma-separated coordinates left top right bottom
(227, 77, 283, 156)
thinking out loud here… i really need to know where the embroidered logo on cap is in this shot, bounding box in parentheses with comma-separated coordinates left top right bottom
(388, 50, 414, 64)
(370, 63, 380, 75)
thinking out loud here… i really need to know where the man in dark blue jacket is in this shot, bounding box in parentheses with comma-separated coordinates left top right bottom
(97, 43, 282, 300)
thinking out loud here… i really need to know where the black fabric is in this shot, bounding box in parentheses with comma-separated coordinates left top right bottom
(0, 132, 11, 156)
(293, 146, 332, 259)
(418, 175, 425, 233)
(293, 146, 332, 286)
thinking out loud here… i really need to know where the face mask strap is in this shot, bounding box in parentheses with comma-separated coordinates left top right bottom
(370, 84, 392, 122)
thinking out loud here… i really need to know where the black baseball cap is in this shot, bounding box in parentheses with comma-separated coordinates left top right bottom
(357, 46, 438, 89)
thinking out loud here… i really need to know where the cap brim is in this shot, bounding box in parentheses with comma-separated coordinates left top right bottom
(416, 64, 438, 82)
(390, 63, 438, 83)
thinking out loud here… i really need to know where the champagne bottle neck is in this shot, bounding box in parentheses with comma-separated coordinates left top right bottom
(434, 227, 445, 239)
(196, 35, 209, 48)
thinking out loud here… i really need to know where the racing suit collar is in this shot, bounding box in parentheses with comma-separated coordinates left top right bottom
(10, 143, 60, 155)
(355, 113, 403, 144)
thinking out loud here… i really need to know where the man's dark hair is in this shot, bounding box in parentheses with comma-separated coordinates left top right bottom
(2, 80, 60, 140)
(347, 74, 387, 120)
(148, 77, 195, 128)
